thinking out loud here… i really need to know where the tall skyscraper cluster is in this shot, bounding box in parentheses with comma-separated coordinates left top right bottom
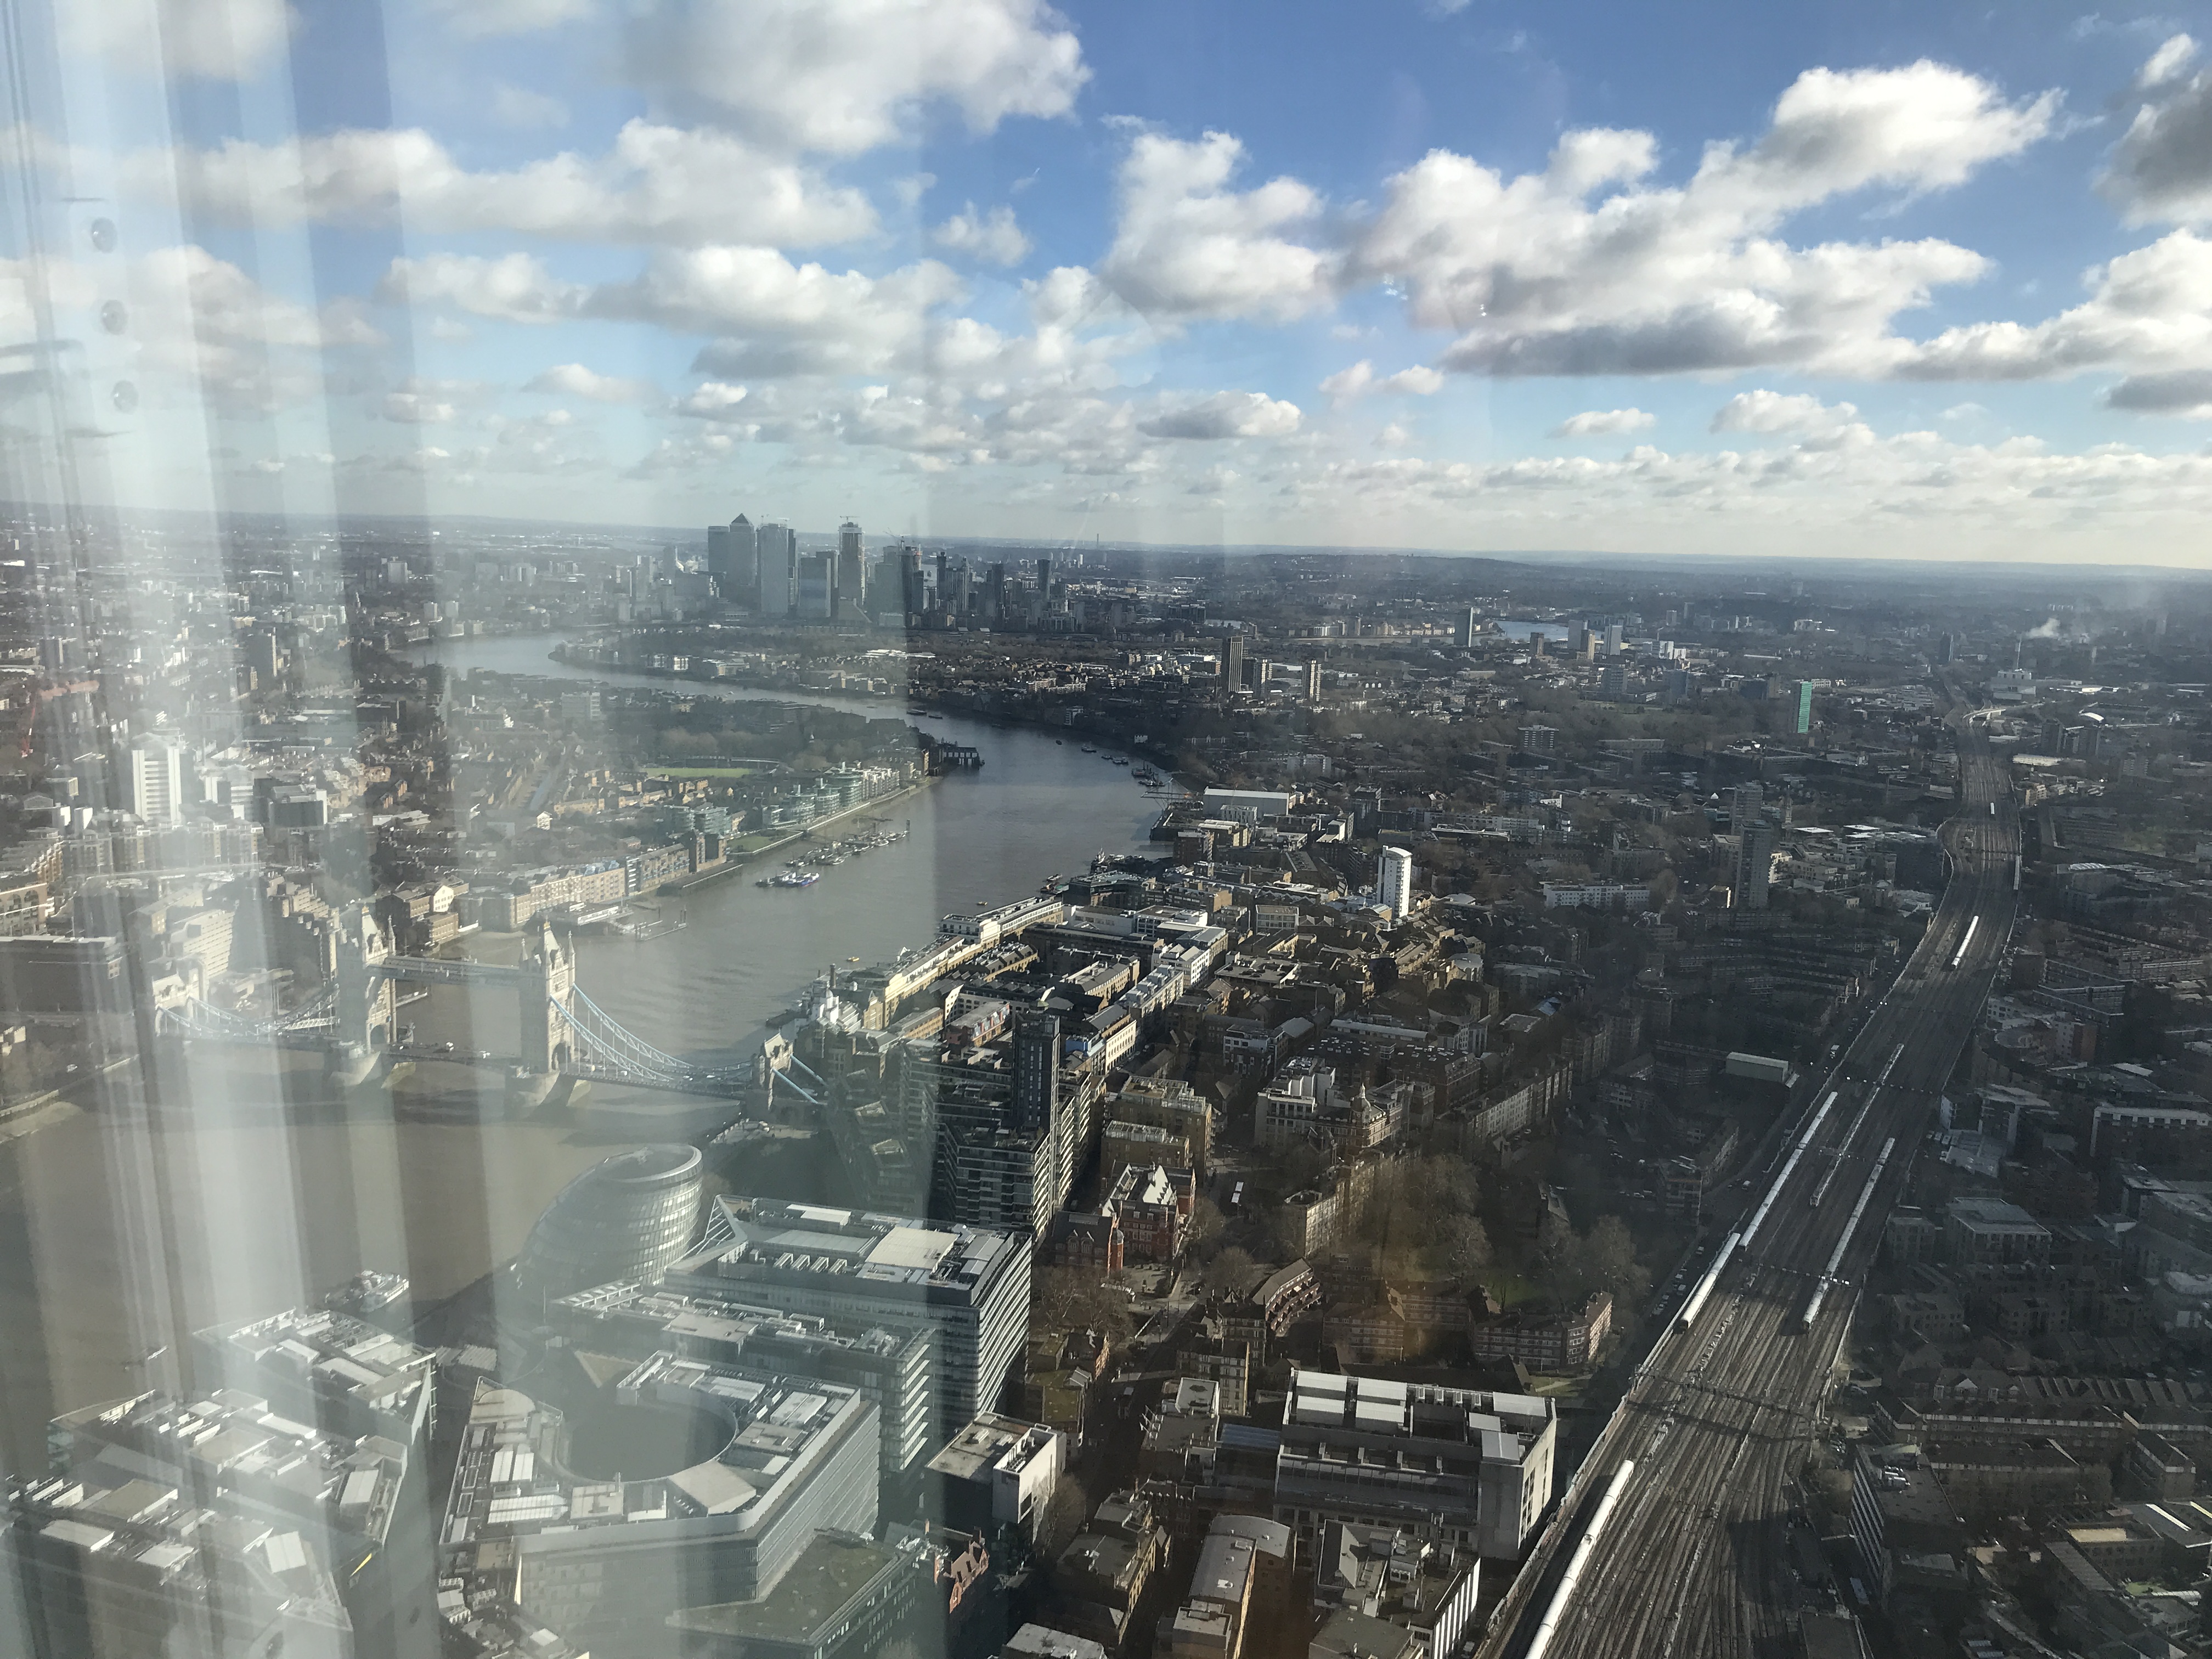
(704, 515, 846, 617)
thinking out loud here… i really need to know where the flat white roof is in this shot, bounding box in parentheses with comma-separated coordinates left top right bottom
(867, 1227, 958, 1272)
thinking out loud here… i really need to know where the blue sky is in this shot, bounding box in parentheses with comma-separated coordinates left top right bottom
(45, 0, 2212, 560)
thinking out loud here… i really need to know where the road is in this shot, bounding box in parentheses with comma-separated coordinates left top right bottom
(1482, 686, 2019, 1659)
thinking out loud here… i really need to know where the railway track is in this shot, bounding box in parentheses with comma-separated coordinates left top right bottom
(1481, 696, 2019, 1659)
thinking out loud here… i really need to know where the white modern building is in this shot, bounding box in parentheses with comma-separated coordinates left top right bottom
(1376, 847, 1414, 919)
(126, 738, 184, 826)
(926, 1411, 1065, 1537)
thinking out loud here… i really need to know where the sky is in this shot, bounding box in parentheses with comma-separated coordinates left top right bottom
(27, 0, 2212, 561)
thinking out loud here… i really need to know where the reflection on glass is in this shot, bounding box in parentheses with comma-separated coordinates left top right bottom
(0, 3, 2192, 1657)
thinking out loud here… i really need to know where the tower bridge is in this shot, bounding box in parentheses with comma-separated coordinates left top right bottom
(157, 906, 754, 1100)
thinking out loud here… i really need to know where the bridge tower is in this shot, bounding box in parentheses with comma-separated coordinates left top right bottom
(517, 921, 577, 1075)
(332, 902, 398, 1051)
(328, 902, 397, 1084)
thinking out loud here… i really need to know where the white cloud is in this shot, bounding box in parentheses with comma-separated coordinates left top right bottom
(933, 203, 1032, 266)
(525, 362, 656, 403)
(1102, 131, 1335, 322)
(1320, 359, 1445, 403)
(1280, 424, 2212, 552)
(623, 0, 1087, 155)
(128, 244, 379, 413)
(382, 376, 488, 425)
(422, 0, 592, 38)
(1711, 390, 1858, 432)
(385, 391, 457, 424)
(69, 0, 292, 82)
(598, 248, 964, 377)
(1551, 407, 1655, 437)
(379, 252, 582, 324)
(490, 83, 571, 131)
(1139, 390, 1303, 439)
(676, 381, 753, 422)
(154, 121, 877, 247)
(2102, 36, 2212, 223)
(1886, 230, 2212, 380)
(1350, 61, 2054, 377)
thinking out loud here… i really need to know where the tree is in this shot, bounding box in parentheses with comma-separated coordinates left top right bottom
(1582, 1215, 1652, 1310)
(1183, 1197, 1226, 1261)
(1032, 1266, 1135, 1344)
(1442, 1216, 1493, 1283)
(1204, 1245, 1260, 1291)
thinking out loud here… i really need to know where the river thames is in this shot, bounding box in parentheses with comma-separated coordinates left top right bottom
(410, 634, 1160, 1094)
(0, 634, 1160, 1462)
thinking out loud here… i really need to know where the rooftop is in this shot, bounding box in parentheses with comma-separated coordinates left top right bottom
(664, 1528, 904, 1643)
(674, 1196, 1024, 1297)
(928, 1411, 1060, 1485)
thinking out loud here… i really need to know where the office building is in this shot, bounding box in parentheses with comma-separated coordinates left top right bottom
(927, 1411, 1066, 1537)
(758, 522, 798, 613)
(1377, 847, 1413, 918)
(1795, 679, 1816, 736)
(668, 1197, 1032, 1435)
(551, 1278, 936, 1485)
(708, 514, 758, 601)
(441, 1360, 878, 1643)
(836, 521, 864, 616)
(1456, 607, 1477, 648)
(900, 546, 928, 617)
(13, 1465, 356, 1659)
(194, 1303, 437, 1447)
(1849, 1444, 1967, 1609)
(1944, 1195, 2052, 1266)
(1938, 630, 1957, 663)
(667, 1529, 928, 1659)
(1732, 819, 1775, 912)
(1012, 1008, 1059, 1136)
(515, 1144, 704, 1300)
(1223, 634, 1245, 691)
(1272, 1372, 1556, 1562)
(125, 738, 184, 826)
(1728, 783, 1763, 832)
(1604, 621, 1623, 655)
(48, 1386, 423, 1658)
(797, 550, 837, 619)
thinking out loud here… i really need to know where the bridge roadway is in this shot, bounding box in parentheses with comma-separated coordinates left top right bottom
(1485, 696, 2018, 1659)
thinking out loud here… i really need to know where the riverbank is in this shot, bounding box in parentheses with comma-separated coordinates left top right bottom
(661, 776, 940, 894)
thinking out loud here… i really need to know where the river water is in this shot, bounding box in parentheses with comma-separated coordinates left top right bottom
(412, 633, 1160, 1085)
(0, 634, 1159, 1462)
